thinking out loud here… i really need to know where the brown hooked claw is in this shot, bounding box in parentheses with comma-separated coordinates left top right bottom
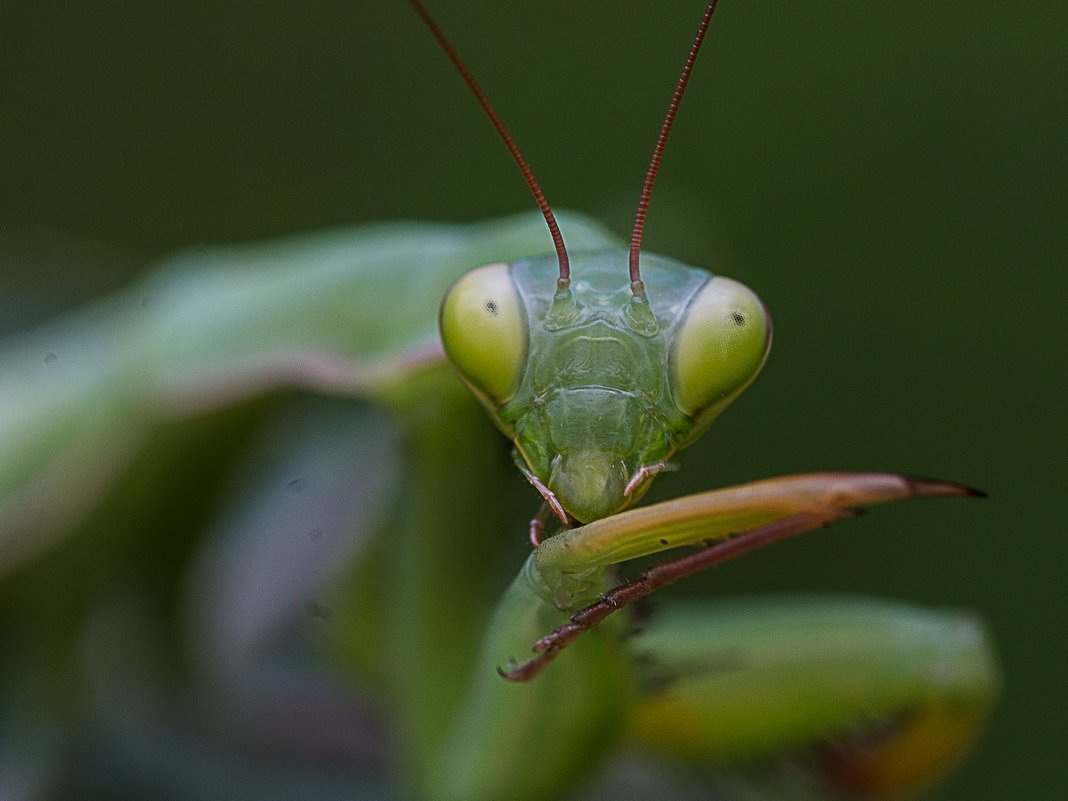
(623, 461, 675, 496)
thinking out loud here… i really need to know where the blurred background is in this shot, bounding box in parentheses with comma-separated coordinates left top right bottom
(0, 1, 1064, 799)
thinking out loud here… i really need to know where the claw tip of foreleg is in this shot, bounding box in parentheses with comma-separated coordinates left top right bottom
(497, 661, 536, 683)
(496, 661, 520, 681)
(902, 475, 987, 499)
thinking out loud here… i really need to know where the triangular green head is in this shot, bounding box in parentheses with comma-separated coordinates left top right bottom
(439, 249, 770, 524)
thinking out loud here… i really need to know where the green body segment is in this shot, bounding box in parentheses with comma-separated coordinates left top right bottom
(627, 598, 999, 797)
(430, 556, 630, 801)
(440, 249, 770, 523)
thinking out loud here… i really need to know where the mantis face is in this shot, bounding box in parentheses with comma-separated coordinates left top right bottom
(440, 248, 771, 523)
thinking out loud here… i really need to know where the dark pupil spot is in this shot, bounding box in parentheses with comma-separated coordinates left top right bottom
(730, 311, 746, 327)
(485, 300, 499, 316)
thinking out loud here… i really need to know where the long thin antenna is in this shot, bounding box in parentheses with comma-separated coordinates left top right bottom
(629, 0, 721, 289)
(408, 0, 570, 283)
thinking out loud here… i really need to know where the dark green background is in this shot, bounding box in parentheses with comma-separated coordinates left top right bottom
(1, 2, 1063, 798)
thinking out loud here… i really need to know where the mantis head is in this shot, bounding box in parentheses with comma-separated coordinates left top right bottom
(440, 253, 771, 525)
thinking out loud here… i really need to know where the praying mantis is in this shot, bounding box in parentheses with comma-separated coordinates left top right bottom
(0, 2, 998, 800)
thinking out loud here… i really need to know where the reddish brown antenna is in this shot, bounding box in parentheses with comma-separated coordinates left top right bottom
(408, 0, 570, 283)
(629, 0, 722, 290)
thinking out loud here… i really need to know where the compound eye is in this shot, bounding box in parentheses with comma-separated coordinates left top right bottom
(671, 276, 771, 420)
(439, 262, 527, 405)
